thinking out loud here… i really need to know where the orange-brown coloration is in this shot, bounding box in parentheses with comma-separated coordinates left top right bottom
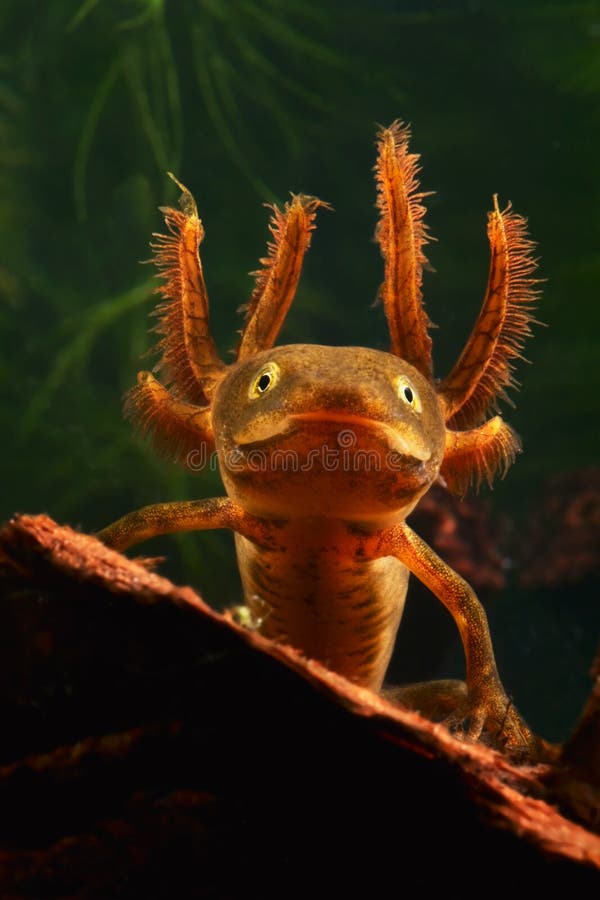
(375, 121, 434, 377)
(440, 196, 540, 428)
(237, 194, 327, 360)
(123, 371, 214, 466)
(151, 173, 225, 404)
(440, 416, 521, 496)
(100, 121, 540, 754)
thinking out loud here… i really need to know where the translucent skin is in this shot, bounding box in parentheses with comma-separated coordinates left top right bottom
(213, 344, 443, 691)
(100, 342, 532, 747)
(99, 121, 540, 754)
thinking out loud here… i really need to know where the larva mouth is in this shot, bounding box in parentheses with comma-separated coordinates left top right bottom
(290, 412, 431, 461)
(234, 411, 431, 463)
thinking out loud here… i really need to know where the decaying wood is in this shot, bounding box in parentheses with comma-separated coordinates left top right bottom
(549, 647, 600, 831)
(0, 514, 598, 898)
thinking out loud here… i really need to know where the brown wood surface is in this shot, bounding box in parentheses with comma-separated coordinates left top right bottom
(0, 514, 598, 898)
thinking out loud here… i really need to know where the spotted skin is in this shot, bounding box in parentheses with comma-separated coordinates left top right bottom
(235, 527, 409, 691)
(99, 121, 540, 755)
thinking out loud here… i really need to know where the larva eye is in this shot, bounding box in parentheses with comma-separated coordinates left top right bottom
(395, 375, 421, 413)
(249, 362, 280, 399)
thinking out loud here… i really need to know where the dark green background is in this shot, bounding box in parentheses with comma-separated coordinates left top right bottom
(1, 0, 598, 740)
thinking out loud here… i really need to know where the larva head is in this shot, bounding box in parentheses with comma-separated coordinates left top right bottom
(212, 344, 445, 523)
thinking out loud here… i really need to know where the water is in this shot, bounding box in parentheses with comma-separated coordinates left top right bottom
(1, 0, 598, 742)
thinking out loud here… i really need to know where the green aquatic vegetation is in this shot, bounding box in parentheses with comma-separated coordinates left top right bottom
(20, 279, 155, 436)
(69, 0, 340, 207)
(0, 0, 351, 541)
(71, 2, 183, 220)
(186, 1, 340, 196)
